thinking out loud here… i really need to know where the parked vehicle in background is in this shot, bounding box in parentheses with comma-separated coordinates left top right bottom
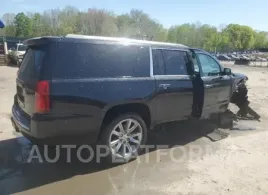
(240, 55, 251, 61)
(8, 47, 15, 53)
(15, 43, 27, 63)
(210, 53, 217, 58)
(11, 35, 248, 164)
(7, 43, 27, 66)
(248, 56, 256, 61)
(229, 54, 239, 60)
(217, 54, 232, 61)
(256, 56, 267, 62)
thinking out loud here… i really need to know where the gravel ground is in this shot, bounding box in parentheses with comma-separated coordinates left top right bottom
(0, 65, 268, 195)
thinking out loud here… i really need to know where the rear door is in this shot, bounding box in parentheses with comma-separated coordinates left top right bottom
(152, 48, 194, 123)
(16, 46, 47, 116)
(194, 51, 232, 118)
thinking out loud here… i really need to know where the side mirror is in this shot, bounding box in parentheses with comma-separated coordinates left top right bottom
(223, 68, 232, 75)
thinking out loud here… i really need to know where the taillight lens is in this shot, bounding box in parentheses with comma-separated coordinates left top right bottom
(35, 80, 50, 113)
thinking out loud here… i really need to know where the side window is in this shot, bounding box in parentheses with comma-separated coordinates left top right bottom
(162, 50, 188, 75)
(152, 49, 165, 75)
(197, 53, 221, 76)
(51, 43, 150, 78)
(135, 46, 151, 76)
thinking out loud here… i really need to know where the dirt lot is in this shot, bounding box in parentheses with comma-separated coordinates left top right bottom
(0, 65, 268, 195)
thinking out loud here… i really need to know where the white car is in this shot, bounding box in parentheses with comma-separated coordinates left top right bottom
(15, 43, 27, 62)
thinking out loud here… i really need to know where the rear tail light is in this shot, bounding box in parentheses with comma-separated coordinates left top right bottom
(35, 80, 50, 113)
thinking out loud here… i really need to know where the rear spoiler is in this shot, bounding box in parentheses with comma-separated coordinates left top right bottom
(23, 36, 62, 46)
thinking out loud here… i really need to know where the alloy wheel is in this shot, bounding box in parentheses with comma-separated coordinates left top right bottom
(109, 119, 143, 159)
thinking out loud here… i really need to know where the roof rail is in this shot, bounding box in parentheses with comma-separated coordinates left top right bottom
(66, 34, 131, 41)
(65, 34, 187, 48)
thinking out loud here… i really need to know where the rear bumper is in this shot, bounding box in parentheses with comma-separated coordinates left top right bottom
(11, 104, 100, 145)
(12, 104, 30, 132)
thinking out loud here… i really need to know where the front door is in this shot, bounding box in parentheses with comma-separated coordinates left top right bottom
(193, 51, 232, 118)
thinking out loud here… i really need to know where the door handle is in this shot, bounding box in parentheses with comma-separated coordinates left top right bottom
(212, 76, 223, 81)
(212, 78, 220, 81)
(159, 84, 171, 90)
(205, 84, 213, 88)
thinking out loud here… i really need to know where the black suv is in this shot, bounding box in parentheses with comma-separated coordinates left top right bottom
(12, 34, 247, 163)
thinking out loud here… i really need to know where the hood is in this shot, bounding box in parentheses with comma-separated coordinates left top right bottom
(232, 72, 248, 81)
(231, 72, 248, 93)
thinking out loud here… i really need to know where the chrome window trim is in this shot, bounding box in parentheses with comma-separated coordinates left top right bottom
(154, 75, 191, 80)
(151, 47, 189, 52)
(149, 47, 154, 77)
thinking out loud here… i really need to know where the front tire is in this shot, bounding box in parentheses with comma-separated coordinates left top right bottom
(99, 113, 147, 164)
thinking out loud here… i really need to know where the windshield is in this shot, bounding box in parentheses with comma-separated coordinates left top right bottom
(17, 45, 27, 52)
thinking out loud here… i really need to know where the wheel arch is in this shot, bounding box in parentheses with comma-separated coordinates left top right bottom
(98, 103, 152, 139)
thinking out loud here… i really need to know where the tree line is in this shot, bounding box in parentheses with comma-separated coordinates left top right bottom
(1, 6, 268, 52)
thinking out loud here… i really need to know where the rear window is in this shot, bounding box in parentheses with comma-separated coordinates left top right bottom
(18, 47, 46, 82)
(162, 50, 189, 75)
(50, 43, 150, 79)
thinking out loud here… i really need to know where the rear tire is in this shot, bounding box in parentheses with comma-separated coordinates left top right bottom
(98, 113, 147, 164)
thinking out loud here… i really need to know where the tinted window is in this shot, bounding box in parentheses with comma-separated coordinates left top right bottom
(197, 53, 221, 76)
(152, 49, 165, 75)
(162, 50, 188, 75)
(192, 54, 200, 73)
(18, 47, 45, 82)
(51, 43, 150, 78)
